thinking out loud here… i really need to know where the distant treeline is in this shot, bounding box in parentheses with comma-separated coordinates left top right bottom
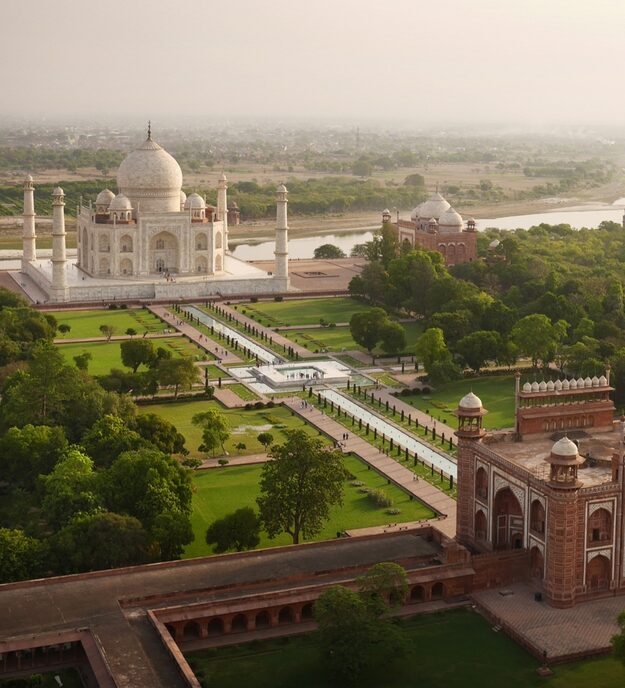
(0, 147, 124, 175)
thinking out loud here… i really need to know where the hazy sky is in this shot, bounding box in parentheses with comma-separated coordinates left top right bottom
(2, 0, 625, 126)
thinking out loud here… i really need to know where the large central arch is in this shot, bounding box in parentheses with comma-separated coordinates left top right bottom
(493, 487, 524, 550)
(149, 231, 179, 273)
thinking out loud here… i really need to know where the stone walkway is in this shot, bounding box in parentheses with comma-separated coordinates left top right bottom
(53, 332, 181, 344)
(284, 397, 456, 537)
(148, 305, 242, 364)
(217, 303, 314, 359)
(199, 453, 268, 469)
(473, 583, 623, 660)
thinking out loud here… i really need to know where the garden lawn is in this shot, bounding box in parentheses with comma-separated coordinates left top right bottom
(237, 297, 372, 327)
(186, 608, 625, 688)
(185, 453, 435, 557)
(139, 400, 317, 458)
(285, 320, 422, 354)
(204, 365, 231, 380)
(227, 383, 260, 401)
(57, 337, 205, 376)
(52, 308, 166, 339)
(404, 374, 516, 430)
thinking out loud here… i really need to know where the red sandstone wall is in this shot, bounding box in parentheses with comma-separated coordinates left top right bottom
(471, 549, 530, 590)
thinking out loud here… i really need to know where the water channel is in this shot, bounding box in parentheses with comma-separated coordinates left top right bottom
(319, 388, 457, 478)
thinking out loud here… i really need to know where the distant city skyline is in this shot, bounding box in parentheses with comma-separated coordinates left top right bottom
(1, 0, 625, 126)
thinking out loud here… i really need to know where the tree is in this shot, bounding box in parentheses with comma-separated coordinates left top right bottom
(611, 610, 625, 666)
(134, 413, 186, 455)
(205, 507, 261, 553)
(314, 244, 346, 259)
(125, 327, 137, 338)
(158, 357, 199, 397)
(192, 409, 229, 457)
(52, 511, 150, 573)
(0, 424, 68, 488)
(0, 528, 46, 583)
(73, 351, 92, 370)
(57, 323, 71, 335)
(380, 321, 406, 360)
(98, 448, 193, 529)
(81, 414, 146, 467)
(315, 575, 407, 684)
(512, 314, 558, 368)
(257, 431, 274, 452)
(357, 562, 409, 611)
(352, 159, 372, 177)
(349, 308, 389, 360)
(404, 172, 425, 187)
(257, 430, 345, 544)
(415, 327, 448, 371)
(99, 324, 116, 342)
(151, 512, 194, 560)
(41, 448, 100, 528)
(456, 330, 503, 373)
(120, 339, 156, 373)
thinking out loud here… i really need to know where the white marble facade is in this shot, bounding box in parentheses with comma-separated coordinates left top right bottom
(16, 130, 290, 303)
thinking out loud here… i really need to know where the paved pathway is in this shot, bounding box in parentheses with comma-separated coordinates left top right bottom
(199, 453, 269, 469)
(54, 332, 182, 344)
(284, 398, 456, 536)
(217, 303, 314, 359)
(148, 305, 242, 364)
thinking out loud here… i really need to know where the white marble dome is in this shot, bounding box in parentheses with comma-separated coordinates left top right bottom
(117, 137, 183, 213)
(489, 239, 501, 250)
(522, 382, 532, 392)
(180, 190, 187, 205)
(184, 192, 206, 210)
(438, 207, 463, 229)
(52, 186, 64, 196)
(96, 189, 115, 207)
(459, 391, 482, 410)
(599, 375, 608, 386)
(551, 436, 578, 457)
(109, 193, 132, 211)
(417, 192, 451, 220)
(562, 379, 570, 390)
(554, 380, 563, 391)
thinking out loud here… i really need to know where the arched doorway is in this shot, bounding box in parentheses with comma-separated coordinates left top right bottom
(207, 618, 224, 636)
(493, 487, 524, 550)
(255, 611, 270, 629)
(530, 500, 545, 536)
(475, 510, 487, 541)
(530, 546, 544, 580)
(164, 623, 177, 640)
(278, 607, 294, 624)
(183, 621, 201, 639)
(475, 467, 488, 500)
(120, 258, 133, 275)
(587, 508, 612, 545)
(150, 231, 179, 273)
(98, 256, 110, 275)
(587, 555, 610, 592)
(301, 603, 314, 620)
(231, 614, 248, 633)
(410, 586, 425, 603)
(215, 253, 223, 272)
(431, 582, 444, 600)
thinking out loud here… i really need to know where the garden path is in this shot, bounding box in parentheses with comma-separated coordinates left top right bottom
(149, 305, 242, 364)
(284, 397, 456, 537)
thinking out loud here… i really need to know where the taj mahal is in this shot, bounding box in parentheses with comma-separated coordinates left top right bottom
(14, 128, 290, 302)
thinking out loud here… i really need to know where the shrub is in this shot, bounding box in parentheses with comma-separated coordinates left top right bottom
(401, 388, 411, 396)
(328, 322, 336, 328)
(120, 304, 128, 309)
(108, 303, 118, 310)
(350, 480, 365, 487)
(217, 458, 229, 467)
(266, 400, 275, 408)
(251, 296, 258, 303)
(254, 401, 264, 409)
(182, 457, 202, 469)
(386, 508, 401, 515)
(367, 489, 393, 508)
(274, 295, 283, 302)
(245, 403, 254, 410)
(358, 487, 370, 494)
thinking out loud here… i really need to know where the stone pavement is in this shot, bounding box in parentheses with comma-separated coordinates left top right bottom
(473, 583, 624, 660)
(149, 304, 242, 364)
(284, 397, 456, 537)
(199, 453, 268, 469)
(53, 332, 182, 344)
(217, 303, 314, 359)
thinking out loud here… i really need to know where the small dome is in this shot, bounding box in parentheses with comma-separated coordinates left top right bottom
(489, 239, 501, 250)
(25, 174, 33, 182)
(180, 190, 187, 204)
(277, 183, 287, 193)
(52, 186, 64, 196)
(570, 379, 577, 389)
(539, 381, 547, 392)
(522, 382, 531, 392)
(584, 376, 593, 388)
(109, 193, 132, 211)
(577, 377, 585, 388)
(96, 189, 115, 206)
(184, 192, 206, 210)
(410, 204, 422, 221)
(428, 217, 438, 224)
(228, 201, 239, 209)
(562, 379, 570, 390)
(531, 382, 539, 392)
(599, 375, 608, 386)
(382, 208, 391, 215)
(547, 380, 555, 391)
(554, 380, 563, 391)
(417, 192, 451, 220)
(438, 207, 463, 228)
(551, 436, 579, 458)
(591, 376, 600, 387)
(219, 172, 228, 182)
(459, 391, 482, 410)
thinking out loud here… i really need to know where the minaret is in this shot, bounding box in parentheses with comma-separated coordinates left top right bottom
(51, 186, 68, 300)
(22, 174, 36, 270)
(217, 173, 229, 252)
(274, 184, 289, 291)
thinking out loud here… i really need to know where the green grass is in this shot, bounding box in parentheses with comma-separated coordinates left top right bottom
(186, 608, 625, 688)
(0, 668, 84, 688)
(370, 371, 405, 387)
(56, 338, 206, 376)
(228, 383, 260, 401)
(285, 321, 423, 354)
(402, 375, 516, 430)
(185, 453, 435, 557)
(333, 353, 368, 369)
(139, 400, 316, 458)
(51, 308, 166, 339)
(204, 365, 231, 380)
(237, 297, 373, 327)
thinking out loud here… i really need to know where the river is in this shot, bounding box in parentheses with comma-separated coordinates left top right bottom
(230, 198, 625, 261)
